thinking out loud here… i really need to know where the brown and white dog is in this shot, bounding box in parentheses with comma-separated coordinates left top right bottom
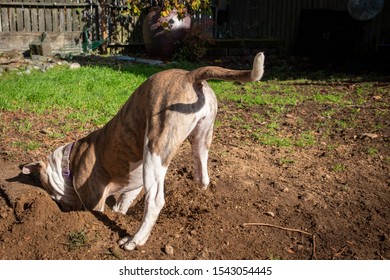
(22, 53, 265, 251)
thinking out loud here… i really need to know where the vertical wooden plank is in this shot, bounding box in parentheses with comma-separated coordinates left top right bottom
(270, 0, 275, 39)
(279, 0, 286, 42)
(52, 3, 59, 32)
(290, 0, 300, 51)
(38, 4, 45, 32)
(264, 0, 270, 38)
(72, 2, 78, 31)
(272, 0, 277, 38)
(17, 4, 24, 31)
(45, 0, 53, 31)
(274, 0, 280, 39)
(31, 1, 38, 32)
(9, 7, 16, 32)
(286, 0, 294, 52)
(66, 0, 72, 31)
(59, 3, 65, 32)
(24, 0, 32, 32)
(1, 7, 9, 32)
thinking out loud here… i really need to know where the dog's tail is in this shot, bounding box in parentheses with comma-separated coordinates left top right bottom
(187, 52, 265, 83)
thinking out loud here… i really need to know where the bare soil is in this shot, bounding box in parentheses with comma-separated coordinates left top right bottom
(0, 61, 389, 260)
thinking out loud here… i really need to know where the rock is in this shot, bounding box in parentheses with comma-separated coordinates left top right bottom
(164, 244, 174, 255)
(0, 211, 8, 219)
(31, 55, 48, 62)
(0, 49, 24, 65)
(265, 211, 275, 217)
(69, 62, 81, 70)
(361, 133, 379, 140)
(29, 32, 52, 56)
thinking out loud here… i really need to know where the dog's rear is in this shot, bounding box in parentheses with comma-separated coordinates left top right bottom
(118, 52, 265, 250)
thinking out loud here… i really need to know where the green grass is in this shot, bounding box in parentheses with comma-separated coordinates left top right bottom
(66, 229, 89, 250)
(1, 61, 385, 153)
(13, 140, 41, 152)
(332, 163, 346, 173)
(0, 65, 161, 126)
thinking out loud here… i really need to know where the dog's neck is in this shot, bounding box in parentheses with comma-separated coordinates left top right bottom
(46, 144, 81, 210)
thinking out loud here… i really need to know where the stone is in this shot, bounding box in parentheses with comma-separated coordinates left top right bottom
(265, 211, 275, 217)
(361, 133, 378, 140)
(31, 55, 48, 62)
(69, 62, 81, 70)
(29, 32, 52, 56)
(0, 49, 24, 65)
(164, 244, 174, 255)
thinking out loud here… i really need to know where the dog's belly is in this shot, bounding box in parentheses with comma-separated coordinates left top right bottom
(109, 160, 143, 195)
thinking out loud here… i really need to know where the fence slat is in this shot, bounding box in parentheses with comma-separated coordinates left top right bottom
(31, 3, 38, 32)
(59, 2, 65, 32)
(72, 4, 78, 31)
(9, 7, 17, 32)
(1, 8, 10, 32)
(52, 6, 58, 32)
(66, 0, 72, 31)
(38, 6, 45, 32)
(24, 0, 32, 32)
(44, 0, 52, 32)
(17, 5, 24, 31)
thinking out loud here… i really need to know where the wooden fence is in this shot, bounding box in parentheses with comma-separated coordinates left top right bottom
(1, 0, 389, 55)
(226, 0, 390, 55)
(0, 0, 148, 52)
(0, 0, 94, 52)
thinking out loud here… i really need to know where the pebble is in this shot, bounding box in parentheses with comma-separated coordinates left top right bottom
(361, 133, 378, 139)
(69, 62, 81, 70)
(265, 211, 275, 217)
(164, 244, 174, 255)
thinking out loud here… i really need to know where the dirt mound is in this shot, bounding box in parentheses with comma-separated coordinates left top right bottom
(1, 131, 389, 260)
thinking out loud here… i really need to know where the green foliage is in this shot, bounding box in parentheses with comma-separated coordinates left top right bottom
(124, 0, 212, 19)
(0, 65, 158, 126)
(66, 229, 89, 250)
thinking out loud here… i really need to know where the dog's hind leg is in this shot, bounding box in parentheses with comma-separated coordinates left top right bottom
(113, 187, 143, 214)
(188, 112, 216, 190)
(113, 161, 144, 214)
(119, 149, 168, 251)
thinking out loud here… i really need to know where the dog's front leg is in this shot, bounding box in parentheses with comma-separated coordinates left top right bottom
(119, 151, 167, 251)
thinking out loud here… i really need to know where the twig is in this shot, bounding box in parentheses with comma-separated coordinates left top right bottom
(243, 222, 317, 259)
(332, 245, 347, 259)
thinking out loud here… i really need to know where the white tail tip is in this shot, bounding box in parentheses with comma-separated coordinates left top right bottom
(251, 52, 265, 81)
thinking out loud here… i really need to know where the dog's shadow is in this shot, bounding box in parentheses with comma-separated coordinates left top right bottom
(7, 165, 131, 240)
(92, 209, 130, 240)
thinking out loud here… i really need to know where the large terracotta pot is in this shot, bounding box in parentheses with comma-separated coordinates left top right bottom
(142, 7, 191, 59)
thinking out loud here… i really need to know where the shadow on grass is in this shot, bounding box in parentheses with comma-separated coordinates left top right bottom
(69, 53, 390, 84)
